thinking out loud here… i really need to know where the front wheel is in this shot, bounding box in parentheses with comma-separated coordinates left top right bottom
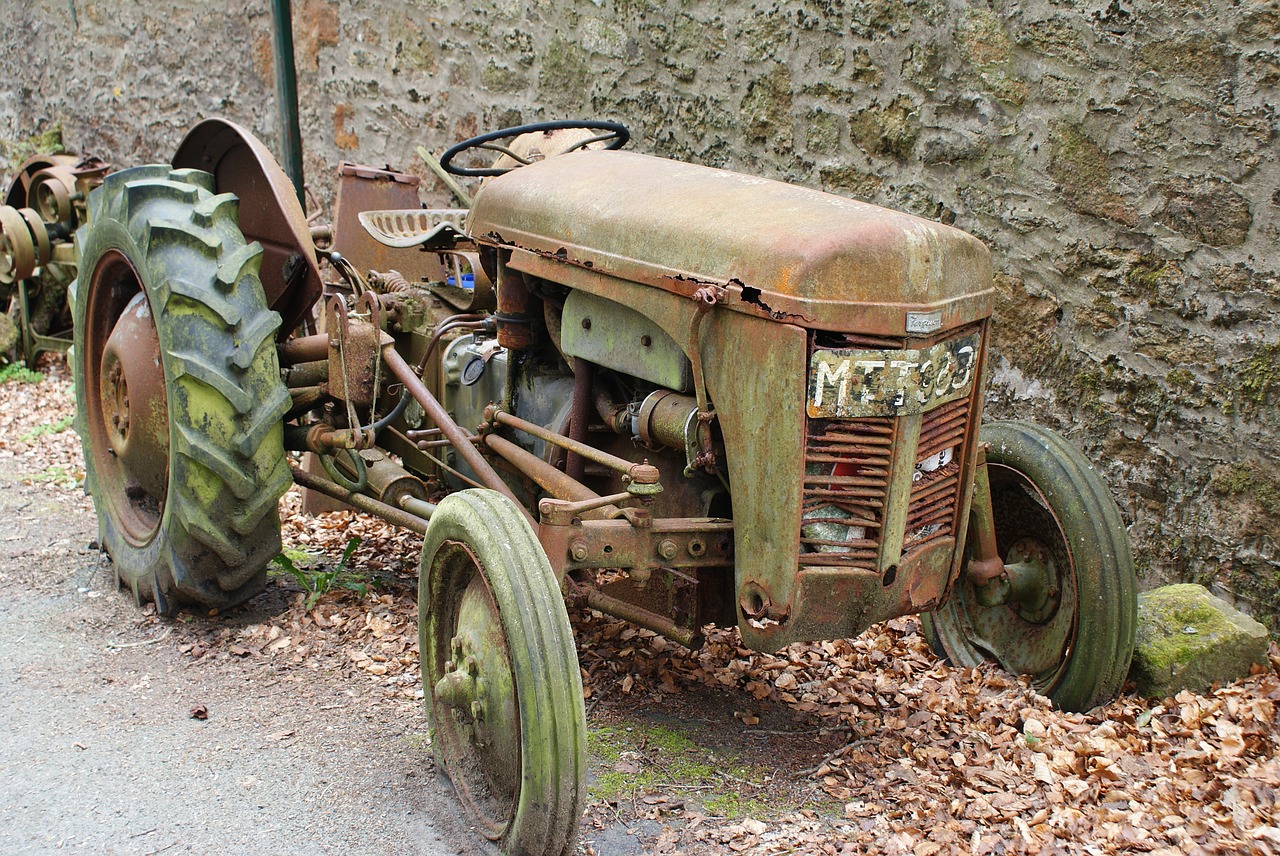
(922, 421, 1137, 712)
(419, 490, 586, 856)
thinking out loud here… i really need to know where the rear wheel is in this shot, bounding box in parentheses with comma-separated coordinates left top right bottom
(71, 166, 291, 613)
(922, 421, 1137, 711)
(419, 490, 586, 856)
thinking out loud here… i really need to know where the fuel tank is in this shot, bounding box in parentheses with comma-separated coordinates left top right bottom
(467, 150, 992, 336)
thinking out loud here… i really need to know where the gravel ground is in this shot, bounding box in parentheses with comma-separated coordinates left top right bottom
(0, 417, 472, 855)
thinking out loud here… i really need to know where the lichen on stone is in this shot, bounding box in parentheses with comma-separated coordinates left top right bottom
(741, 65, 794, 149)
(1047, 123, 1135, 226)
(538, 38, 590, 107)
(1155, 176, 1253, 248)
(849, 95, 919, 159)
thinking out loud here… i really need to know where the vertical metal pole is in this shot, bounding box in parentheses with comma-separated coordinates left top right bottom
(269, 0, 306, 208)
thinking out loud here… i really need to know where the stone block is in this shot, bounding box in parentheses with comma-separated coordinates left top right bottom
(1129, 584, 1271, 699)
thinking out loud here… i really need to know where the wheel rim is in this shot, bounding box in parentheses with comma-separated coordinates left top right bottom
(427, 540, 521, 841)
(83, 250, 170, 545)
(951, 463, 1079, 693)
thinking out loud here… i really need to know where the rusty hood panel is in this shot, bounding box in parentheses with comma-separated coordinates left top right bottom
(468, 150, 993, 334)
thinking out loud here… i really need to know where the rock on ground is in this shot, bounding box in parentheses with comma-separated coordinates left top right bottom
(1130, 583, 1271, 699)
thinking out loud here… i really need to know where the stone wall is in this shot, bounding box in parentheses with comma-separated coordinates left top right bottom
(5, 0, 1278, 622)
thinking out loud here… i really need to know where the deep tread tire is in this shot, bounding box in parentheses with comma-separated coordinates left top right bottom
(71, 165, 291, 613)
(419, 489, 586, 856)
(922, 421, 1137, 712)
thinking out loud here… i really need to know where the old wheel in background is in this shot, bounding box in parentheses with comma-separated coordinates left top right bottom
(72, 166, 291, 614)
(419, 490, 586, 856)
(922, 421, 1137, 712)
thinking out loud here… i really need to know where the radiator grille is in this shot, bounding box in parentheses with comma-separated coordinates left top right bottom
(799, 416, 894, 569)
(903, 396, 970, 551)
(799, 325, 981, 570)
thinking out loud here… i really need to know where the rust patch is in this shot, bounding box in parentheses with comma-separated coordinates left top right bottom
(251, 29, 274, 87)
(740, 285, 807, 323)
(333, 104, 359, 151)
(296, 0, 340, 71)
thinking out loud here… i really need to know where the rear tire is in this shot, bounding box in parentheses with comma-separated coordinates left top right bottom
(71, 166, 291, 613)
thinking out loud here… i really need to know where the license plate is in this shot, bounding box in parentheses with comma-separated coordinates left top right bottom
(807, 332, 980, 418)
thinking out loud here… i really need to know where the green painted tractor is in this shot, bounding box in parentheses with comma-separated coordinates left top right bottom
(9, 116, 1135, 855)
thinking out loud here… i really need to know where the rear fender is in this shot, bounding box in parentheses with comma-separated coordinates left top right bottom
(173, 118, 323, 338)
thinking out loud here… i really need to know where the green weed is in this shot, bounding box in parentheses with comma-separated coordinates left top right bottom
(272, 536, 368, 609)
(0, 364, 43, 384)
(29, 464, 80, 489)
(19, 413, 73, 442)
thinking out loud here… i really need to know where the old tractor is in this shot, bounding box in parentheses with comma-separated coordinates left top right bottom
(6, 115, 1136, 855)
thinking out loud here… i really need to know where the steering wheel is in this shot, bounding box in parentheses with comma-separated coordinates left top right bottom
(439, 120, 630, 177)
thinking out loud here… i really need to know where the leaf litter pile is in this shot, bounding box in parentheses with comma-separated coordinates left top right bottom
(4, 356, 1280, 855)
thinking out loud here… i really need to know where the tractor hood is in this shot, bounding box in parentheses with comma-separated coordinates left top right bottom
(467, 150, 992, 335)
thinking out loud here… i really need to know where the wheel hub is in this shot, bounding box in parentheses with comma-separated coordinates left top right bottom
(99, 291, 169, 503)
(435, 638, 489, 729)
(1005, 538, 1061, 624)
(431, 567, 520, 839)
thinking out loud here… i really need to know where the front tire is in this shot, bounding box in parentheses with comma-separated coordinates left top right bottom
(71, 166, 291, 614)
(419, 490, 586, 856)
(923, 421, 1137, 711)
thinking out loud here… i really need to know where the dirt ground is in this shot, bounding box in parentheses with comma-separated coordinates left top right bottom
(3, 358, 1279, 856)
(0, 452, 478, 854)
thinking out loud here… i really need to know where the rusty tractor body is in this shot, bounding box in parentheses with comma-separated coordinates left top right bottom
(4, 116, 1136, 855)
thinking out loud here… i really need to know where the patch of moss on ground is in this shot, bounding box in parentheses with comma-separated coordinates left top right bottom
(588, 722, 788, 820)
(703, 791, 770, 818)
